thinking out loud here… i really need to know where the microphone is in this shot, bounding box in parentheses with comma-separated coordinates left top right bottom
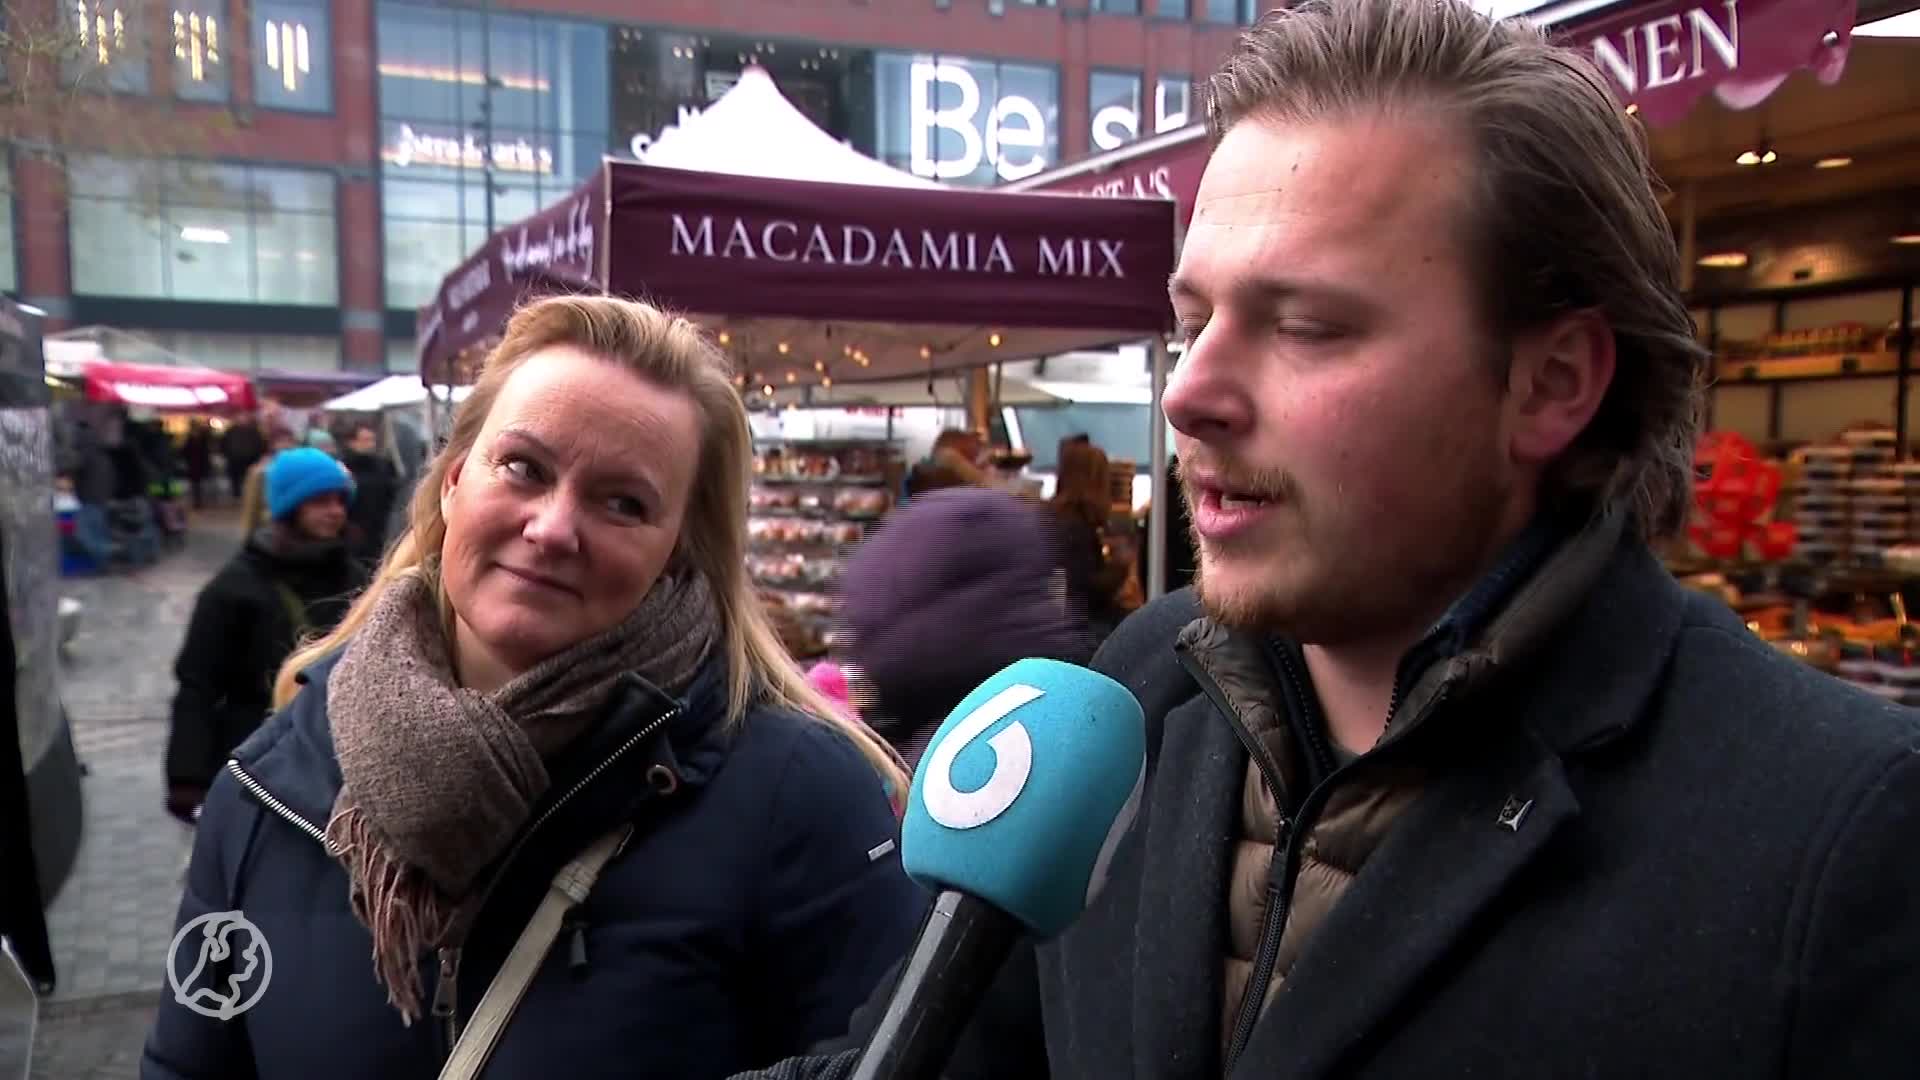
(850, 658, 1148, 1080)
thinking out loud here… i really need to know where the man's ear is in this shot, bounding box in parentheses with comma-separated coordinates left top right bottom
(1507, 309, 1616, 466)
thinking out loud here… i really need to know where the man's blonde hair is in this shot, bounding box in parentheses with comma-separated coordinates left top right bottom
(275, 295, 907, 793)
(1206, 0, 1708, 536)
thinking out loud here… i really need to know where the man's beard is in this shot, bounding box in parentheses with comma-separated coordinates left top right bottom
(1184, 450, 1516, 646)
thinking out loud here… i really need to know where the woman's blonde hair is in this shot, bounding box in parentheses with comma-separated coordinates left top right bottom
(274, 294, 908, 793)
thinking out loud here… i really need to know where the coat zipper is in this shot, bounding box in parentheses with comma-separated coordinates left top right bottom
(1194, 642, 1449, 1077)
(223, 704, 680, 1056)
(427, 705, 679, 1054)
(1216, 646, 1339, 1075)
(225, 759, 339, 853)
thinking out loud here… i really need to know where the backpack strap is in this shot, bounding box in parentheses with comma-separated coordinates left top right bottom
(436, 823, 634, 1080)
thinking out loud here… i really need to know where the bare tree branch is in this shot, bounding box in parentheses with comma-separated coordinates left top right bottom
(1, 0, 247, 174)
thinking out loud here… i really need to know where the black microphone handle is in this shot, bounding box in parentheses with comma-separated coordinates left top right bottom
(848, 889, 1025, 1080)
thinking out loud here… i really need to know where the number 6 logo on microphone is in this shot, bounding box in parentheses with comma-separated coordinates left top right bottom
(921, 683, 1042, 829)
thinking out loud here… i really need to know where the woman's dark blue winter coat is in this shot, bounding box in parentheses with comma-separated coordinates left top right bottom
(141, 649, 925, 1080)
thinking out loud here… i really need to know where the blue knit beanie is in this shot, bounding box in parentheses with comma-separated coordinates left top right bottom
(267, 447, 355, 521)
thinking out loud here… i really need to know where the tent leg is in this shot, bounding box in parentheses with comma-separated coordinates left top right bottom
(1148, 336, 1170, 602)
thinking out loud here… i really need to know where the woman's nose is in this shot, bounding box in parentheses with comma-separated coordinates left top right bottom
(521, 494, 582, 555)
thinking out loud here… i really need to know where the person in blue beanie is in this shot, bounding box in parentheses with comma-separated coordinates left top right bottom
(163, 447, 368, 824)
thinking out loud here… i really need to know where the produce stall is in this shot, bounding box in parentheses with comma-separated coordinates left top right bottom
(747, 438, 902, 659)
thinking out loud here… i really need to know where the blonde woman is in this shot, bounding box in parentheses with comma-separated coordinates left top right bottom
(143, 297, 922, 1080)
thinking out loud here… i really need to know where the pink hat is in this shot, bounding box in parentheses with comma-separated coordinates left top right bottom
(806, 661, 856, 718)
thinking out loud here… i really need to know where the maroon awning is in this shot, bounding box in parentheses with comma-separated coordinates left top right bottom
(1018, 127, 1210, 233)
(606, 161, 1176, 336)
(415, 169, 603, 382)
(1559, 0, 1857, 126)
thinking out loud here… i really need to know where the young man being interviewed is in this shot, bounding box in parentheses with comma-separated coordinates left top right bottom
(736, 0, 1920, 1076)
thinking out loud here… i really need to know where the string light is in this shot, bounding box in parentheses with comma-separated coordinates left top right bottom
(777, 342, 790, 355)
(919, 345, 932, 360)
(988, 332, 1002, 347)
(718, 330, 731, 345)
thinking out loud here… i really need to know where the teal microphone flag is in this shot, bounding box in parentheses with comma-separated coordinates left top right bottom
(901, 658, 1148, 939)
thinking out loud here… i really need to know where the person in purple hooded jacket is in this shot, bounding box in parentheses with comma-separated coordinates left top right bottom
(836, 486, 1092, 771)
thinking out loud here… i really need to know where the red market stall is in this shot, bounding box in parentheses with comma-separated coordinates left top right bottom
(80, 359, 257, 413)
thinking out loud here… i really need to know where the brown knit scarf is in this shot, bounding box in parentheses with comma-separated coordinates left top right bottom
(323, 565, 718, 1023)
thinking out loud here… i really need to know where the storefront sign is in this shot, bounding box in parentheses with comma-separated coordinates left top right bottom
(1564, 0, 1856, 125)
(667, 215, 1137, 278)
(609, 161, 1174, 335)
(908, 61, 1049, 183)
(385, 123, 556, 175)
(1027, 131, 1209, 231)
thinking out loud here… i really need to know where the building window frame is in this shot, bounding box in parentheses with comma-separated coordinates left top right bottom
(375, 0, 610, 310)
(1154, 72, 1193, 135)
(65, 155, 342, 307)
(63, 1, 153, 95)
(251, 0, 334, 114)
(1089, 67, 1145, 153)
(170, 3, 232, 103)
(0, 156, 15, 296)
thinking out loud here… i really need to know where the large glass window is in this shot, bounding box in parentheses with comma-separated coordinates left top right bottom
(1203, 0, 1261, 23)
(0, 165, 14, 295)
(612, 30, 877, 162)
(253, 1, 332, 112)
(67, 156, 339, 305)
(125, 329, 342, 372)
(377, 1, 609, 309)
(1157, 0, 1191, 17)
(1092, 0, 1142, 13)
(875, 53, 1059, 187)
(1155, 74, 1191, 133)
(65, 2, 150, 93)
(171, 4, 229, 102)
(1090, 70, 1143, 153)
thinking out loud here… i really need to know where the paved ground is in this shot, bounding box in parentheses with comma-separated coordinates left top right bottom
(2, 508, 245, 1080)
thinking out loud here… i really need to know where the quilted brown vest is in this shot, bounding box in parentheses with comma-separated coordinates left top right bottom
(1180, 624, 1425, 1056)
(1183, 512, 1623, 1061)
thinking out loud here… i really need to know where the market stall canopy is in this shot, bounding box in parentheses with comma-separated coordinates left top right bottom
(414, 65, 937, 379)
(605, 161, 1175, 390)
(1006, 123, 1209, 233)
(1559, 0, 1858, 126)
(420, 73, 1178, 390)
(760, 362, 1149, 409)
(321, 374, 474, 412)
(414, 169, 603, 381)
(643, 66, 941, 189)
(79, 359, 256, 412)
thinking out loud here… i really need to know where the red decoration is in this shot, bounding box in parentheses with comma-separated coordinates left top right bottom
(1691, 431, 1795, 561)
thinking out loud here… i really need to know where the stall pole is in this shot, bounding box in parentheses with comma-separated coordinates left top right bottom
(1898, 283, 1914, 460)
(966, 368, 993, 440)
(1148, 336, 1171, 601)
